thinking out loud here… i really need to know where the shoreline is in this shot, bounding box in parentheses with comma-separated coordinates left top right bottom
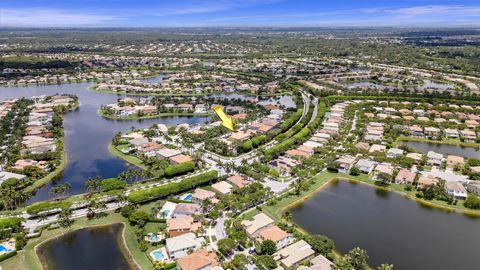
(98, 109, 213, 121)
(396, 136, 480, 148)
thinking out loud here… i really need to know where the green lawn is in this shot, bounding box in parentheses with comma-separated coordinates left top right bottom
(108, 143, 148, 170)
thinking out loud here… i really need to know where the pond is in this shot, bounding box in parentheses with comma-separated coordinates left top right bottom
(37, 223, 136, 270)
(291, 179, 480, 270)
(402, 141, 480, 159)
(0, 79, 211, 203)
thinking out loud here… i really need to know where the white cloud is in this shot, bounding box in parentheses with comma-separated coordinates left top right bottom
(0, 8, 118, 27)
(393, 5, 480, 16)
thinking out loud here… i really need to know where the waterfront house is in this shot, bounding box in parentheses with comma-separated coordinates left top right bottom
(409, 125, 424, 137)
(445, 182, 467, 200)
(297, 254, 334, 270)
(169, 154, 193, 165)
(446, 155, 464, 169)
(424, 127, 441, 139)
(241, 213, 274, 237)
(335, 155, 356, 173)
(406, 153, 423, 164)
(417, 176, 439, 190)
(467, 182, 480, 196)
(355, 159, 377, 174)
(460, 129, 477, 142)
(257, 226, 291, 249)
(373, 163, 395, 182)
(444, 128, 460, 139)
(395, 169, 416, 185)
(273, 240, 315, 268)
(369, 144, 386, 153)
(426, 151, 443, 167)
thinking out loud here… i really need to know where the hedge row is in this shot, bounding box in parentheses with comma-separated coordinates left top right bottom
(26, 201, 72, 215)
(275, 104, 313, 142)
(128, 170, 218, 203)
(165, 161, 196, 177)
(265, 102, 327, 159)
(0, 250, 17, 262)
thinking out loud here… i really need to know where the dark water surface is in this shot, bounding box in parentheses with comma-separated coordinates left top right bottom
(403, 141, 480, 159)
(291, 180, 480, 270)
(0, 80, 211, 203)
(37, 224, 134, 270)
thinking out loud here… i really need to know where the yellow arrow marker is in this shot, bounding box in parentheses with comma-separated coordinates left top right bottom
(213, 105, 234, 131)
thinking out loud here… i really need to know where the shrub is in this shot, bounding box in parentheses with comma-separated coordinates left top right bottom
(164, 161, 195, 177)
(128, 170, 218, 203)
(26, 201, 72, 215)
(100, 178, 127, 191)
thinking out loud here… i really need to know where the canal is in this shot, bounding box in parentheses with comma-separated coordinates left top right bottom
(37, 223, 135, 270)
(402, 141, 480, 159)
(291, 179, 480, 270)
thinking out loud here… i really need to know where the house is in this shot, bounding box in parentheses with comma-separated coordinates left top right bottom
(297, 254, 334, 270)
(286, 149, 309, 159)
(467, 182, 480, 196)
(355, 159, 376, 174)
(176, 250, 218, 270)
(386, 148, 404, 159)
(446, 155, 464, 169)
(166, 217, 202, 237)
(335, 155, 356, 173)
(460, 129, 476, 142)
(444, 128, 460, 138)
(170, 154, 193, 165)
(406, 153, 423, 164)
(355, 142, 370, 152)
(191, 188, 217, 205)
(417, 176, 439, 190)
(445, 182, 467, 200)
(395, 169, 416, 185)
(211, 181, 233, 195)
(427, 151, 443, 166)
(0, 171, 27, 185)
(369, 144, 386, 153)
(157, 149, 183, 159)
(129, 137, 149, 147)
(373, 163, 394, 182)
(273, 240, 315, 268)
(165, 233, 204, 259)
(268, 157, 299, 176)
(226, 175, 249, 188)
(409, 125, 424, 137)
(424, 127, 441, 139)
(173, 203, 202, 218)
(241, 213, 274, 237)
(257, 225, 291, 249)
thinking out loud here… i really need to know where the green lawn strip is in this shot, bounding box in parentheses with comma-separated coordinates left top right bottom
(25, 150, 66, 193)
(395, 136, 480, 148)
(108, 143, 148, 170)
(1, 212, 154, 270)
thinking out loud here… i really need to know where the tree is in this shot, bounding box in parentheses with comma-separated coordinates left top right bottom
(100, 178, 127, 191)
(377, 264, 394, 270)
(232, 254, 249, 269)
(349, 166, 360, 176)
(255, 255, 277, 270)
(58, 208, 73, 227)
(128, 211, 150, 227)
(85, 176, 101, 192)
(260, 240, 277, 255)
(303, 234, 335, 255)
(347, 247, 369, 270)
(217, 238, 236, 255)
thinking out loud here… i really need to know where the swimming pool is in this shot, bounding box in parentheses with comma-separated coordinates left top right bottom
(181, 193, 193, 201)
(149, 234, 159, 242)
(0, 245, 10, 252)
(151, 250, 164, 261)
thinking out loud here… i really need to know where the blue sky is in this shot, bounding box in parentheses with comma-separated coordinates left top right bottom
(1, 0, 479, 27)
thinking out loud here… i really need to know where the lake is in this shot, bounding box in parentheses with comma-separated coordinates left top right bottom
(402, 141, 480, 159)
(291, 179, 480, 270)
(0, 79, 211, 203)
(37, 223, 136, 270)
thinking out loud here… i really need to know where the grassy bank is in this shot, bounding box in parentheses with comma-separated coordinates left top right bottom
(1, 212, 154, 270)
(108, 143, 148, 170)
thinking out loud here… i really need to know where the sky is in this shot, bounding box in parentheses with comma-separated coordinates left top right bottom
(1, 0, 479, 28)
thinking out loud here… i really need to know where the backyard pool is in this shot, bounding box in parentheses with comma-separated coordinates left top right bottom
(0, 245, 11, 253)
(150, 250, 166, 261)
(181, 193, 193, 201)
